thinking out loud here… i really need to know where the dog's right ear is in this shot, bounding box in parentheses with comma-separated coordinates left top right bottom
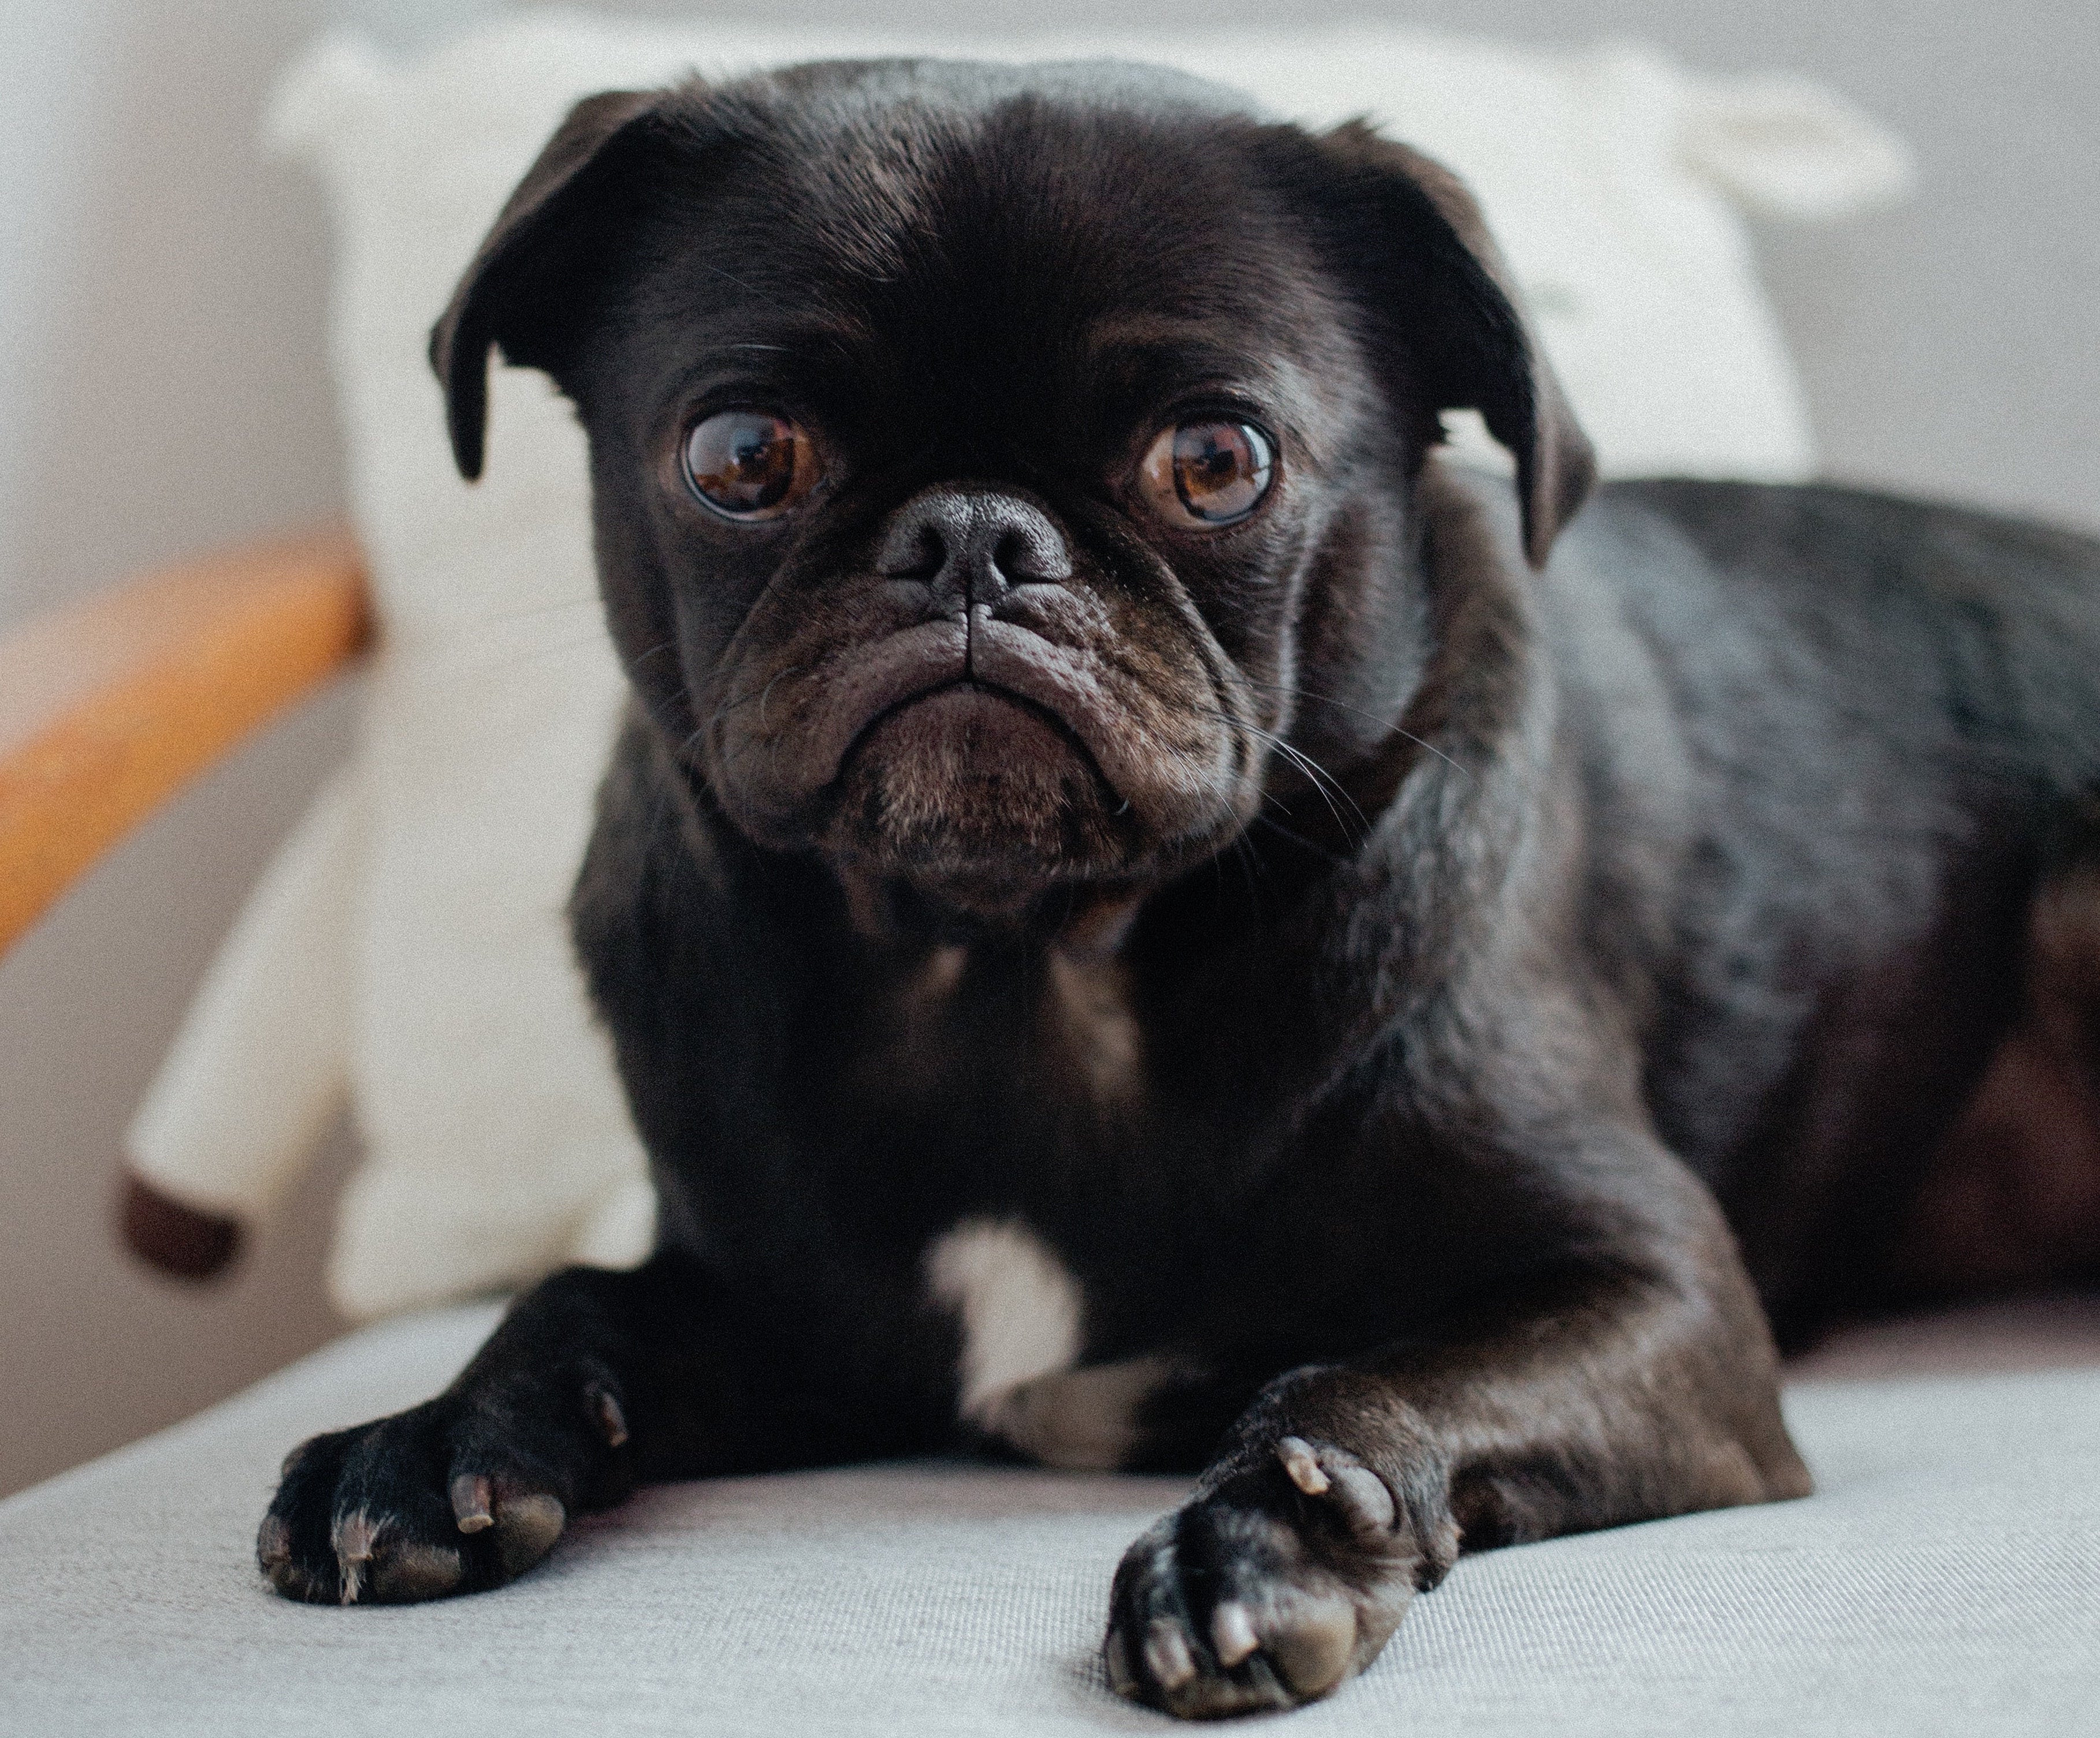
(1272, 120, 1596, 569)
(430, 88, 671, 481)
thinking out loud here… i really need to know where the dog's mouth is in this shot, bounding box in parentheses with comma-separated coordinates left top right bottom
(821, 662, 1132, 883)
(708, 612, 1249, 890)
(735, 618, 1187, 897)
(738, 619, 1125, 822)
(840, 677, 1110, 792)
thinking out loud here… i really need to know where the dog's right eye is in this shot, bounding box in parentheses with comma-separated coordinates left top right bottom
(683, 411, 817, 520)
(1136, 419, 1276, 528)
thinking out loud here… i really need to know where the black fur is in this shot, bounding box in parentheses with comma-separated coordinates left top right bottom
(261, 61, 2100, 1718)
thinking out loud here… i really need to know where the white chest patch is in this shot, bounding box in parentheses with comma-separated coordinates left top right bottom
(923, 1217, 1084, 1423)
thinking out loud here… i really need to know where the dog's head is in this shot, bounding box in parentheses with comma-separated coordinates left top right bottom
(433, 60, 1590, 935)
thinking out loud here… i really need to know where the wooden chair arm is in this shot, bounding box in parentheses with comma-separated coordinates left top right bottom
(0, 525, 371, 959)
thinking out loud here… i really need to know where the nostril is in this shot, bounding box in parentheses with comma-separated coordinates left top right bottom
(904, 532, 946, 582)
(878, 522, 947, 582)
(873, 489, 1073, 603)
(991, 522, 1075, 592)
(992, 525, 1072, 586)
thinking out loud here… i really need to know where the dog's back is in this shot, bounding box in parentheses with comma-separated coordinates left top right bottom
(1560, 478, 2100, 1335)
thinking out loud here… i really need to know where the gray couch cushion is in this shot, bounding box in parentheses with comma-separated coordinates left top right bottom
(4, 1303, 2097, 1736)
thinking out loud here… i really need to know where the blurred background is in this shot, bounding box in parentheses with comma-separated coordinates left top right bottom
(1, 0, 2095, 1501)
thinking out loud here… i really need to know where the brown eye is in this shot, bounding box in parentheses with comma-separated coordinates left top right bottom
(683, 410, 816, 519)
(1138, 419, 1276, 527)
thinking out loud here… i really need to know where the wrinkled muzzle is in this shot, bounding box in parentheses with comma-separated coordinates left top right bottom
(695, 484, 1260, 892)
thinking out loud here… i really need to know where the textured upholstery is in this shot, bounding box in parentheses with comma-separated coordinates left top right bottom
(5, 1302, 2097, 1735)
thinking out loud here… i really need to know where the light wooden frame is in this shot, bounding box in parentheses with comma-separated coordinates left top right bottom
(0, 526, 371, 959)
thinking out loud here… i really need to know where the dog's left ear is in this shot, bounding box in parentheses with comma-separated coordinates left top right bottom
(430, 87, 679, 481)
(1282, 121, 1596, 568)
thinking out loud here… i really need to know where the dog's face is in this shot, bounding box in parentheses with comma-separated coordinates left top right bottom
(434, 61, 1592, 934)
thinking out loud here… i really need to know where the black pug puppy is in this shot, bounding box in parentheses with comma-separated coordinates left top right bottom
(258, 59, 2100, 1717)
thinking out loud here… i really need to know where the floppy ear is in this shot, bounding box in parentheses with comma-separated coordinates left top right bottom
(430, 88, 672, 481)
(1295, 121, 1596, 568)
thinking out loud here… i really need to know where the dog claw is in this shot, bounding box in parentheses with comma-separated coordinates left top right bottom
(1329, 1464, 1396, 1534)
(1212, 1600, 1259, 1668)
(492, 1491, 566, 1579)
(586, 1382, 630, 1448)
(1277, 1435, 1330, 1495)
(449, 1473, 493, 1532)
(332, 1510, 380, 1605)
(1277, 1436, 1396, 1535)
(257, 1514, 291, 1570)
(1105, 1628, 1139, 1698)
(1144, 1617, 1197, 1691)
(334, 1511, 379, 1562)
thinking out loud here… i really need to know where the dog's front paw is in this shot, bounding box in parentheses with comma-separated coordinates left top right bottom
(257, 1377, 629, 1606)
(1104, 1436, 1444, 1718)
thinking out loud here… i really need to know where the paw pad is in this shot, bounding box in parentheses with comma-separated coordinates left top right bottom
(1103, 1436, 1421, 1717)
(257, 1401, 581, 1607)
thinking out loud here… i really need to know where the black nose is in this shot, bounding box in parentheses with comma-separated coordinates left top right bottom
(874, 488, 1073, 611)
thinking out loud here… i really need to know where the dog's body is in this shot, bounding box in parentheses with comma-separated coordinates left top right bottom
(258, 60, 2100, 1716)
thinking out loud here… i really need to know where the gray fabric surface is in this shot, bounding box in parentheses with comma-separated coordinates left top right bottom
(3, 1304, 2097, 1736)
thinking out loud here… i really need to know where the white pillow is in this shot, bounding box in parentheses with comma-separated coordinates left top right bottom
(125, 11, 1910, 1321)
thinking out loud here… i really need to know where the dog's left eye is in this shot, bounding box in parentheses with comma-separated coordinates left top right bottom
(683, 411, 817, 520)
(1136, 419, 1276, 528)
